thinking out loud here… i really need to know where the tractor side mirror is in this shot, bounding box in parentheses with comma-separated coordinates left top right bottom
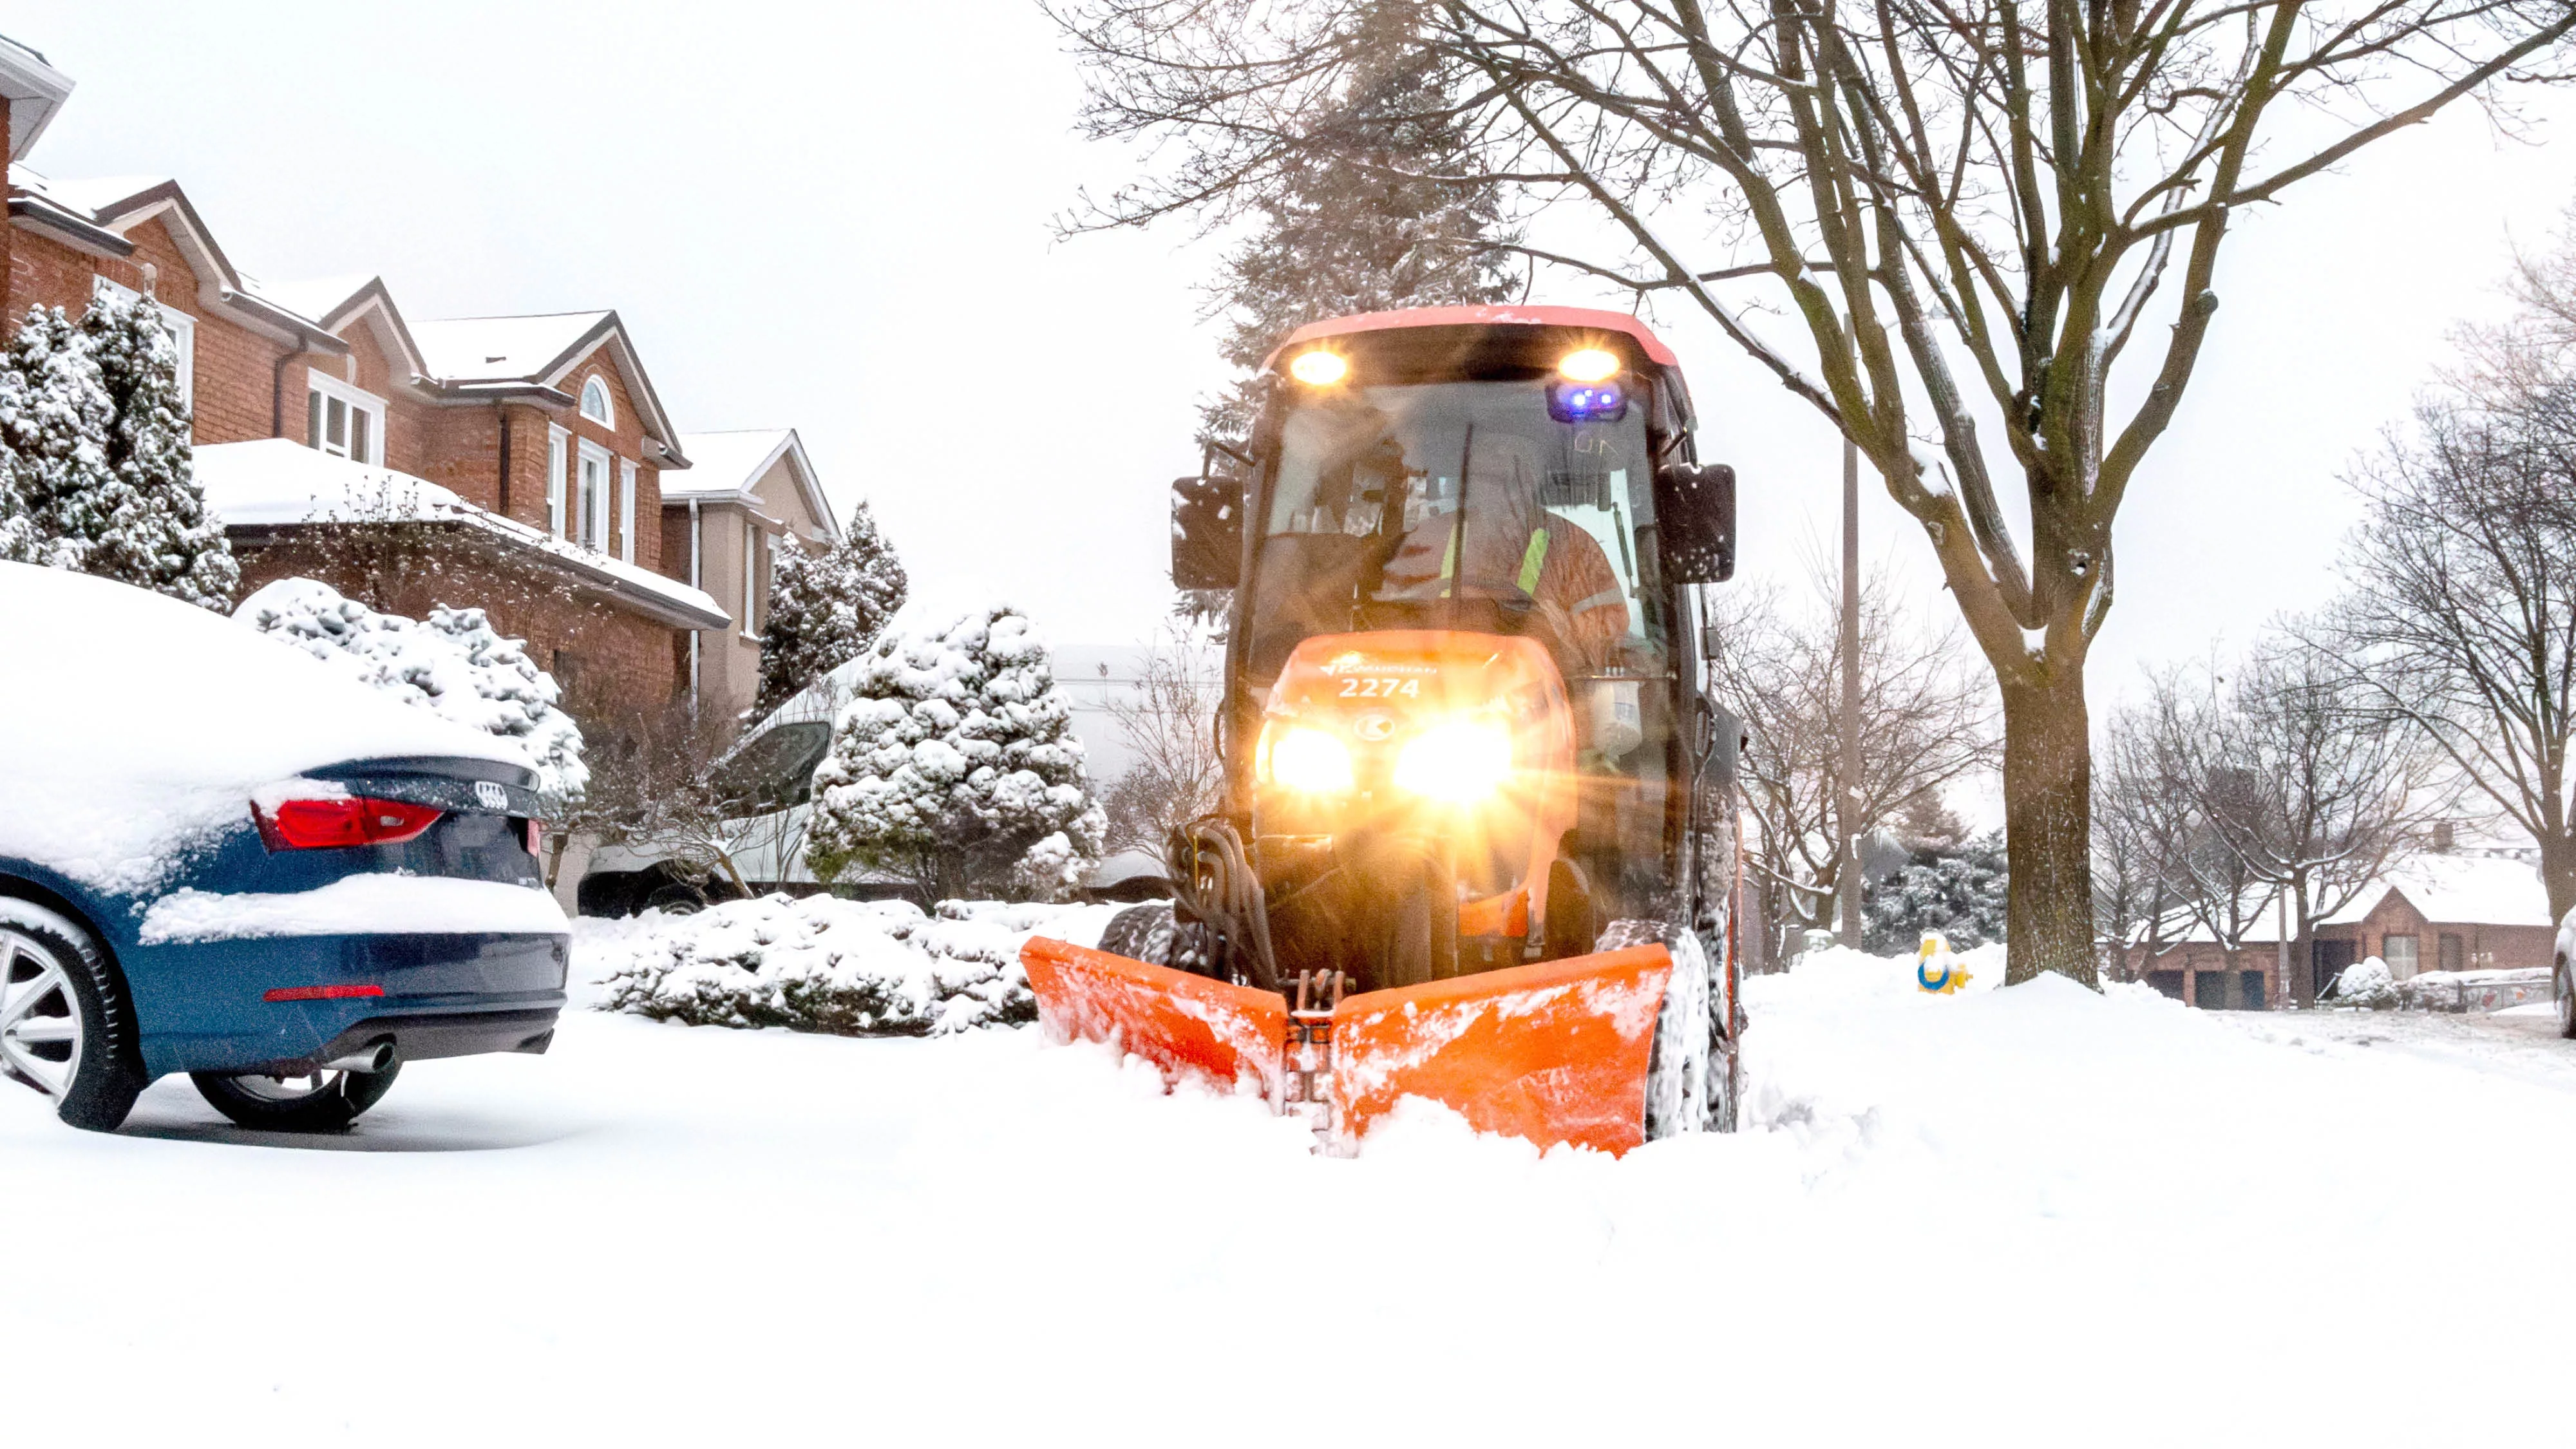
(1171, 475, 1244, 590)
(1654, 462, 1736, 584)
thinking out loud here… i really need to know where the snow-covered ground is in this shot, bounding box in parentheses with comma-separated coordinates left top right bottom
(7, 934, 2575, 1446)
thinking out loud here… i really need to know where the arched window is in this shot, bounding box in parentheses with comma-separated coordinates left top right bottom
(580, 375, 613, 428)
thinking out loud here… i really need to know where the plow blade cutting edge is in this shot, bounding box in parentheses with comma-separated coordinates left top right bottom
(1021, 938, 1675, 1155)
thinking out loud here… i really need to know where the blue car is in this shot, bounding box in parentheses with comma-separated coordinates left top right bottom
(0, 564, 571, 1133)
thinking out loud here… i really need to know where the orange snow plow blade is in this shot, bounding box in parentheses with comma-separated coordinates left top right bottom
(1331, 946, 1674, 1155)
(1022, 936, 1289, 1101)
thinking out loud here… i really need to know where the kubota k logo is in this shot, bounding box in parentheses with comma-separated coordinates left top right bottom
(1352, 712, 1396, 743)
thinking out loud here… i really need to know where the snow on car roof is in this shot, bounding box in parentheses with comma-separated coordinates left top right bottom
(2316, 853, 2553, 927)
(0, 562, 529, 895)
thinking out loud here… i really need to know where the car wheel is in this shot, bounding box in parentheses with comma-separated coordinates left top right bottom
(1, 899, 147, 1132)
(2559, 960, 2575, 1041)
(191, 1062, 402, 1132)
(641, 883, 708, 916)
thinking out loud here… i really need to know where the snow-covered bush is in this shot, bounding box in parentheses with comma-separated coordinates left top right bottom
(755, 502, 907, 715)
(804, 603, 1105, 901)
(591, 893, 1117, 1036)
(237, 577, 587, 800)
(0, 299, 235, 607)
(2327, 954, 2398, 1008)
(1864, 831, 2008, 952)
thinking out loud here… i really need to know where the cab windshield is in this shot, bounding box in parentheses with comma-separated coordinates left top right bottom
(1247, 379, 1667, 687)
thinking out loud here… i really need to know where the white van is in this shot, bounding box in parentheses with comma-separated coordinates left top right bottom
(575, 661, 869, 915)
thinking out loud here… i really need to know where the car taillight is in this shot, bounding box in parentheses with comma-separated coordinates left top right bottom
(522, 817, 544, 857)
(254, 795, 444, 851)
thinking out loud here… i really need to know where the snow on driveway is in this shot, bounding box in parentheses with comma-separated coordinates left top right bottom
(6, 942, 2573, 1446)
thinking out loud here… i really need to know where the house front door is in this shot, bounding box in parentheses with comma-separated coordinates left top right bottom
(2313, 938, 2358, 998)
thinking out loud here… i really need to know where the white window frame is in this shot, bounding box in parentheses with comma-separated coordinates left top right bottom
(618, 457, 638, 564)
(579, 374, 614, 429)
(546, 424, 570, 538)
(742, 526, 759, 638)
(93, 276, 196, 427)
(576, 439, 612, 552)
(305, 371, 386, 466)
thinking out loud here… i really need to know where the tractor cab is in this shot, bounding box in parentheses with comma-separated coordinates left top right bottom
(1173, 308, 1737, 980)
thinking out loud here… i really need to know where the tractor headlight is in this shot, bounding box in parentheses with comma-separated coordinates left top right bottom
(1263, 724, 1354, 795)
(1392, 719, 1514, 804)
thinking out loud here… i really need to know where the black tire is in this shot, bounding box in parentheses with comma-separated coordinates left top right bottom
(1099, 901, 1178, 964)
(191, 1062, 402, 1132)
(1609, 917, 1739, 1138)
(2557, 960, 2575, 1041)
(642, 882, 708, 916)
(1, 897, 148, 1132)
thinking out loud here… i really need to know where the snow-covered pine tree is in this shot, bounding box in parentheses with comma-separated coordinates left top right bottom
(80, 284, 236, 609)
(1197, 0, 1515, 446)
(1863, 832, 2010, 952)
(804, 603, 1105, 902)
(0, 306, 119, 574)
(755, 501, 909, 715)
(238, 576, 589, 802)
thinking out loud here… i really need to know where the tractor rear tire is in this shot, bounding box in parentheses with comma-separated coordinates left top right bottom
(1610, 918, 1739, 1137)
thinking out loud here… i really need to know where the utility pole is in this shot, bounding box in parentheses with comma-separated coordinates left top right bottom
(1839, 428, 1863, 949)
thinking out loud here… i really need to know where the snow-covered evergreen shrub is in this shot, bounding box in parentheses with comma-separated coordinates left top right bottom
(0, 299, 235, 607)
(755, 502, 907, 715)
(804, 603, 1105, 900)
(79, 287, 235, 609)
(591, 893, 1117, 1036)
(2326, 954, 2398, 1008)
(1863, 831, 2008, 952)
(238, 577, 588, 800)
(0, 306, 118, 571)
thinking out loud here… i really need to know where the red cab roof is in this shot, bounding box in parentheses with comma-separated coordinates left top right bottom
(1262, 305, 1681, 371)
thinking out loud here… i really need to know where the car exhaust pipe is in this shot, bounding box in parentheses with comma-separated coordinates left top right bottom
(322, 1042, 394, 1074)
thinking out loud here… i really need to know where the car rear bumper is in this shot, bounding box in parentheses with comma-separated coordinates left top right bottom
(134, 931, 569, 1077)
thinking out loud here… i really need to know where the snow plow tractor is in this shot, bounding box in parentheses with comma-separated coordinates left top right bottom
(1023, 305, 1746, 1155)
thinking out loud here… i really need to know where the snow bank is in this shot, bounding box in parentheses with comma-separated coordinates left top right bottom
(0, 563, 528, 895)
(139, 876, 567, 943)
(587, 893, 1121, 1036)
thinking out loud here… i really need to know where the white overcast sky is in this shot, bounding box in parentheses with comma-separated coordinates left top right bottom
(17, 1, 2576, 710)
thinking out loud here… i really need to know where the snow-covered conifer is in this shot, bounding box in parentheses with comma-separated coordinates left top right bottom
(1863, 832, 2009, 952)
(238, 577, 588, 800)
(1197, 0, 1515, 446)
(0, 306, 118, 575)
(80, 285, 236, 609)
(805, 603, 1104, 901)
(756, 502, 908, 715)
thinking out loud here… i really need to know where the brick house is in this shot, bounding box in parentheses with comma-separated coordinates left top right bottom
(2307, 852, 2555, 993)
(2121, 851, 2557, 1009)
(661, 429, 842, 725)
(1, 44, 730, 723)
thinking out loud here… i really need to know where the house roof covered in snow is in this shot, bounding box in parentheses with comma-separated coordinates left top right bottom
(663, 429, 840, 542)
(6, 166, 353, 354)
(196, 440, 729, 631)
(410, 310, 686, 463)
(2317, 853, 2553, 928)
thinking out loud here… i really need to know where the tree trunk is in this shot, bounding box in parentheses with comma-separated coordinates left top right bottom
(2001, 670, 2098, 987)
(2540, 829, 2576, 927)
(2291, 877, 2318, 1010)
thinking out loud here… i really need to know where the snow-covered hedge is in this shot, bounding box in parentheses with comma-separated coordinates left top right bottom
(236, 577, 587, 800)
(589, 893, 1119, 1037)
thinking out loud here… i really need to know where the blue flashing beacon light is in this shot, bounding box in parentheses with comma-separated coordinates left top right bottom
(1548, 380, 1628, 423)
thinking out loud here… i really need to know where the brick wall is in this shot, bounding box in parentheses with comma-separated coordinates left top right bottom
(233, 534, 684, 732)
(6, 216, 298, 446)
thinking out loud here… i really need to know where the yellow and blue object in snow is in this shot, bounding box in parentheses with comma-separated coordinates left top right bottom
(1916, 932, 1971, 994)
